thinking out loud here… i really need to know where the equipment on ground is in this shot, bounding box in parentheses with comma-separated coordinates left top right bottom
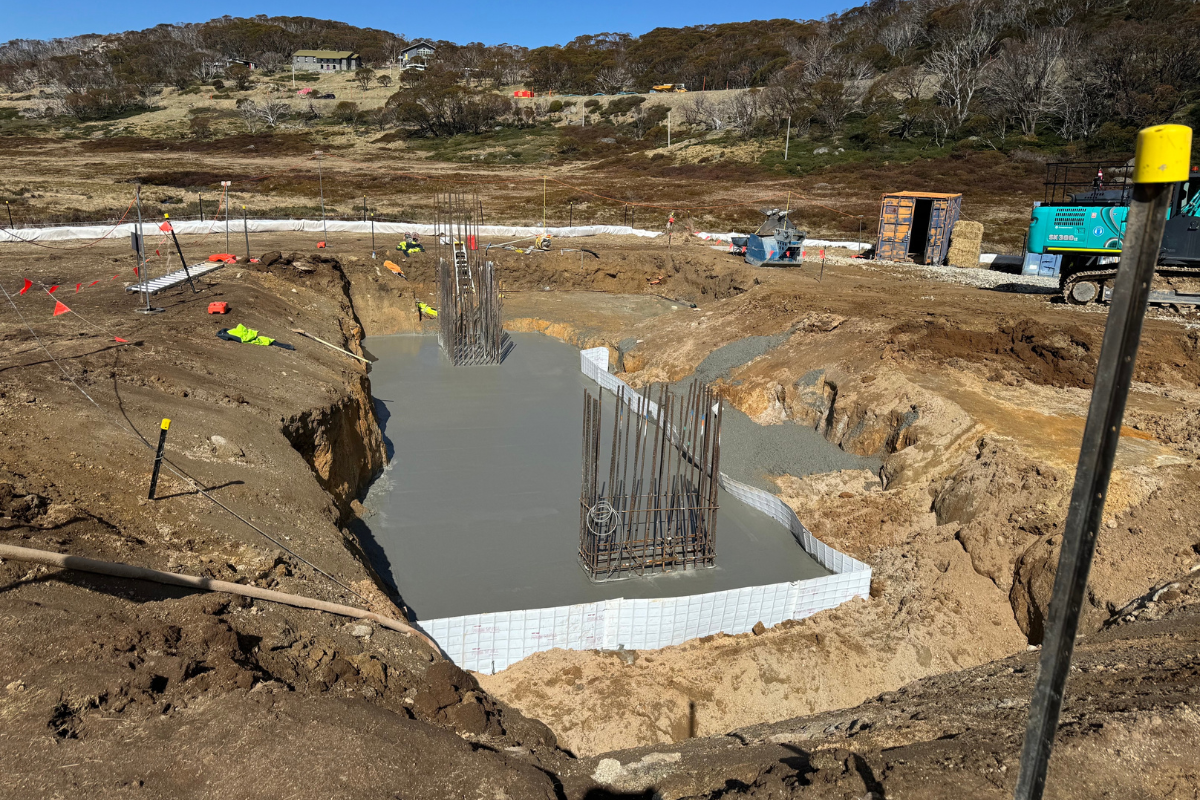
(383, 260, 408, 279)
(396, 234, 424, 256)
(218, 323, 276, 346)
(1026, 160, 1200, 305)
(417, 301, 437, 319)
(207, 302, 228, 314)
(729, 209, 806, 267)
(291, 328, 370, 363)
(126, 260, 227, 295)
(652, 84, 688, 92)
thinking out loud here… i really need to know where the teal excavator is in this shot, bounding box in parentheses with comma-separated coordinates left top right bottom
(1026, 161, 1200, 304)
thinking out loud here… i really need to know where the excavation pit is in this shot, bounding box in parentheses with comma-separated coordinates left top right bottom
(360, 332, 864, 626)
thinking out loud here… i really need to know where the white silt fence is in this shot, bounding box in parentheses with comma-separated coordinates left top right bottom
(417, 348, 871, 673)
(0, 219, 662, 244)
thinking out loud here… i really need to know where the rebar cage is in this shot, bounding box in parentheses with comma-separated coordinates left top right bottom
(579, 380, 723, 581)
(435, 192, 503, 366)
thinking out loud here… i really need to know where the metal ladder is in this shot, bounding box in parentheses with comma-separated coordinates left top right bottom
(453, 241, 475, 298)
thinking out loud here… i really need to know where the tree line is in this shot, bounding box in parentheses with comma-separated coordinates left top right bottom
(1, 0, 1198, 150)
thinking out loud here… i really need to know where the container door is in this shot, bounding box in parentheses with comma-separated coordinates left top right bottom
(923, 196, 961, 265)
(877, 195, 915, 261)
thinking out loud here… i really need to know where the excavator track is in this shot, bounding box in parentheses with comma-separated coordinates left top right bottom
(1060, 267, 1118, 305)
(1060, 264, 1200, 305)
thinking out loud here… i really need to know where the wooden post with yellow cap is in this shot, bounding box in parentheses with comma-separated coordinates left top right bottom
(148, 418, 171, 500)
(1014, 124, 1193, 800)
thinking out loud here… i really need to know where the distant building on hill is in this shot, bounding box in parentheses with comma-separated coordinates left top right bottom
(400, 40, 436, 68)
(292, 50, 361, 72)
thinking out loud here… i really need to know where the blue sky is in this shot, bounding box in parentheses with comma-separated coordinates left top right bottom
(4, 1, 851, 47)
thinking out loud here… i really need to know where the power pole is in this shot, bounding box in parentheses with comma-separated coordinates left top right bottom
(221, 180, 231, 252)
(667, 110, 671, 147)
(315, 151, 327, 243)
(784, 116, 791, 161)
(134, 184, 162, 314)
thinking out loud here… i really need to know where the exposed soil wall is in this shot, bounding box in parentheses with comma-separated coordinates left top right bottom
(282, 372, 384, 522)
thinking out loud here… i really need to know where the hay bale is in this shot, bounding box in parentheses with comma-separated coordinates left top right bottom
(947, 220, 984, 268)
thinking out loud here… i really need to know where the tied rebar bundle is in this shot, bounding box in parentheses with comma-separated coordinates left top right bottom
(435, 192, 503, 366)
(579, 380, 723, 581)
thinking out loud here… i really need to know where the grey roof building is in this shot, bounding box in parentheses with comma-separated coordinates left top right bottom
(292, 50, 361, 72)
(400, 41, 436, 65)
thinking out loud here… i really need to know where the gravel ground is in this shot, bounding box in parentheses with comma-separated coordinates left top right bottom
(717, 403, 881, 492)
(853, 256, 1061, 290)
(667, 332, 882, 492)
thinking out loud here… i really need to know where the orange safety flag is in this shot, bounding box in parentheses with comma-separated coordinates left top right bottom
(48, 285, 59, 293)
(819, 249, 826, 259)
(19, 279, 31, 295)
(159, 221, 173, 232)
(52, 300, 69, 316)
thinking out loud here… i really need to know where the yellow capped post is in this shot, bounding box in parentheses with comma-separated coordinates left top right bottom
(1014, 121, 1195, 800)
(1132, 124, 1193, 184)
(148, 418, 173, 499)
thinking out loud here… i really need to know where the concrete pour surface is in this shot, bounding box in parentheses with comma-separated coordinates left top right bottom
(360, 332, 831, 621)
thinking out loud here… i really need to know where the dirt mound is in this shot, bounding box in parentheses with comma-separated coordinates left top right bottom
(890, 317, 1098, 388)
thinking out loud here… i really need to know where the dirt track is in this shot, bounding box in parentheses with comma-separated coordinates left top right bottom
(3, 226, 1200, 796)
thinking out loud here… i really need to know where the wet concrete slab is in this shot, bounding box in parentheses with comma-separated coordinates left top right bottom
(360, 332, 831, 621)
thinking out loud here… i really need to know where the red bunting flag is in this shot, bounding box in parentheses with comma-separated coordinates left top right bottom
(52, 301, 69, 316)
(88, 280, 99, 287)
(114, 337, 129, 343)
(19, 279, 31, 295)
(112, 275, 119, 280)
(155, 249, 160, 256)
(133, 266, 139, 276)
(75, 283, 82, 293)
(48, 285, 59, 293)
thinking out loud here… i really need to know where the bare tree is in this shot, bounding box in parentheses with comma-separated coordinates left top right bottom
(188, 52, 222, 83)
(924, 12, 1001, 127)
(880, 23, 920, 58)
(800, 35, 838, 82)
(256, 51, 286, 74)
(595, 64, 631, 94)
(681, 92, 723, 130)
(987, 31, 1066, 136)
(723, 89, 762, 137)
(238, 100, 262, 132)
(255, 98, 291, 127)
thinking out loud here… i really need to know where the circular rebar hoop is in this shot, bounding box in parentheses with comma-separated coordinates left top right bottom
(586, 500, 622, 539)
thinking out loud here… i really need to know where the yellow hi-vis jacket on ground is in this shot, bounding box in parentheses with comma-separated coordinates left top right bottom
(227, 323, 274, 346)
